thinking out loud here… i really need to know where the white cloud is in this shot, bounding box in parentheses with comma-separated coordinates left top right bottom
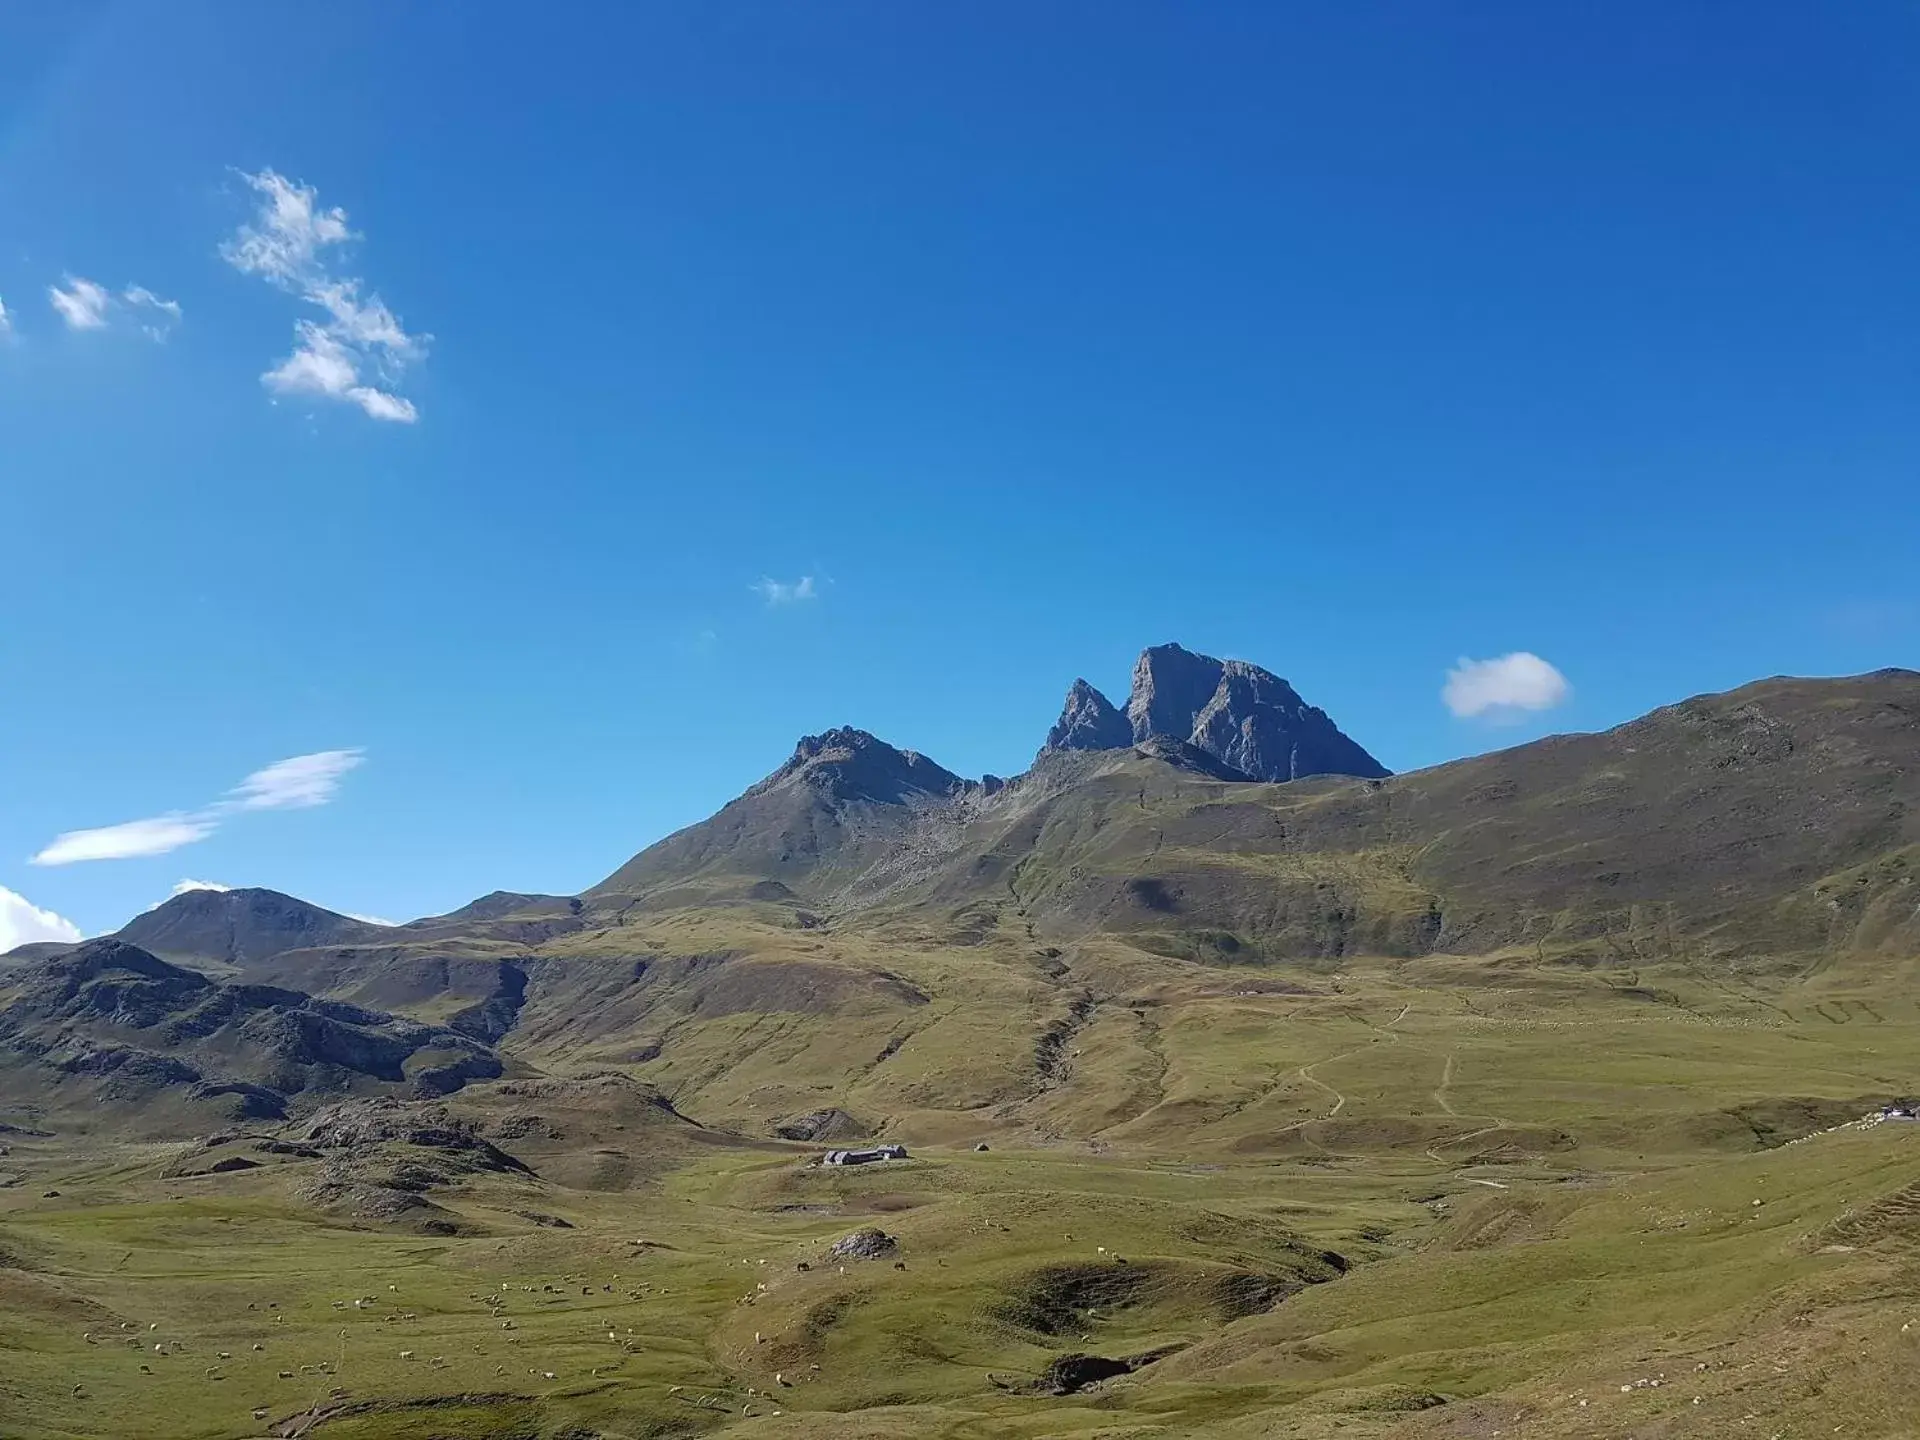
(169, 878, 233, 898)
(343, 911, 397, 927)
(139, 878, 236, 913)
(224, 169, 427, 423)
(0, 886, 83, 952)
(44, 277, 179, 338)
(226, 749, 364, 811)
(122, 285, 183, 340)
(29, 748, 364, 866)
(753, 575, 818, 605)
(31, 813, 217, 866)
(1442, 652, 1572, 721)
(49, 276, 111, 329)
(261, 323, 416, 421)
(0, 295, 12, 335)
(220, 169, 353, 282)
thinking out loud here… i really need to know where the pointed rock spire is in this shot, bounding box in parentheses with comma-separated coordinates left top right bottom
(1041, 679, 1132, 756)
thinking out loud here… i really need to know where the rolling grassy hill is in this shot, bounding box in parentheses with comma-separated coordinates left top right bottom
(3, 666, 1918, 1437)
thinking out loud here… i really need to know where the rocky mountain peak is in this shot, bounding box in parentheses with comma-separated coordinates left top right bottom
(1040, 642, 1388, 782)
(1042, 678, 1132, 755)
(757, 726, 969, 806)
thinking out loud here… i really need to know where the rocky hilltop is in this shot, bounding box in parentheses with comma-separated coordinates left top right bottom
(0, 938, 502, 1126)
(117, 885, 392, 967)
(1041, 643, 1388, 781)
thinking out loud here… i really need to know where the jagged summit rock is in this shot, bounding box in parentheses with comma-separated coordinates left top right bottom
(1043, 679, 1132, 755)
(756, 726, 970, 806)
(1040, 643, 1388, 782)
(1131, 643, 1388, 782)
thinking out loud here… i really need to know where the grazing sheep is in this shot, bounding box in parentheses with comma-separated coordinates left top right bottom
(399, 1350, 414, 1360)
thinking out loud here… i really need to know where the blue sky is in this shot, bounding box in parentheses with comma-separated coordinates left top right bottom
(3, 2, 1916, 943)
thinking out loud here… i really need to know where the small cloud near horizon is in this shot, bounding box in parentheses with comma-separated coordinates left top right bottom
(170, 878, 233, 898)
(0, 885, 83, 952)
(1442, 652, 1571, 723)
(30, 749, 365, 866)
(150, 879, 393, 928)
(753, 575, 817, 606)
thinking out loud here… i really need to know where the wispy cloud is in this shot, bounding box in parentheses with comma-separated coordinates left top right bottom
(344, 910, 398, 927)
(32, 814, 217, 865)
(227, 749, 363, 811)
(44, 276, 180, 338)
(49, 276, 111, 329)
(122, 285, 183, 340)
(29, 749, 365, 866)
(1442, 652, 1571, 722)
(0, 295, 12, 336)
(223, 169, 426, 423)
(0, 885, 83, 952)
(753, 575, 818, 606)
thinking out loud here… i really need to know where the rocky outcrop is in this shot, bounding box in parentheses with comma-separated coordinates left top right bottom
(1043, 679, 1132, 754)
(1038, 644, 1387, 782)
(1130, 736, 1254, 782)
(829, 1226, 898, 1260)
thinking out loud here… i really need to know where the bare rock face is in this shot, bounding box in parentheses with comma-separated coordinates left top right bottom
(1043, 679, 1132, 754)
(1127, 644, 1388, 782)
(829, 1226, 898, 1260)
(1038, 644, 1388, 782)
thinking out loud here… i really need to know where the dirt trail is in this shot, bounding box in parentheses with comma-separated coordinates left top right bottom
(1273, 1001, 1411, 1136)
(1432, 1053, 1458, 1116)
(1423, 1048, 1519, 1165)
